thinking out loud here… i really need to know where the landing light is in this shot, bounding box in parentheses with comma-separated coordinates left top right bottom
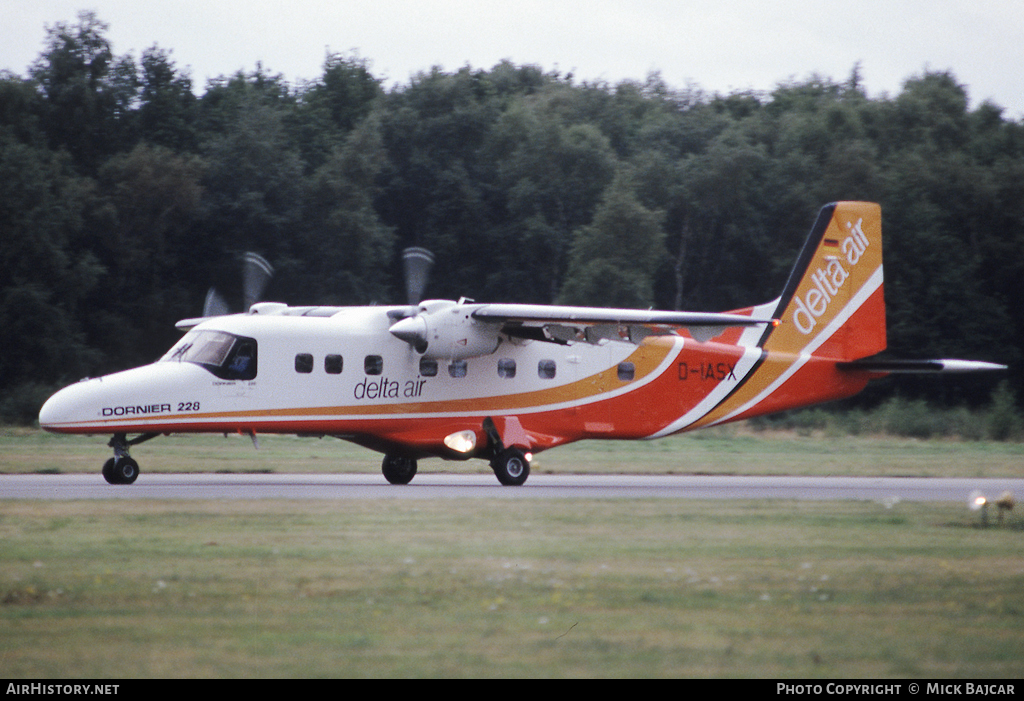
(444, 430, 477, 454)
(970, 490, 990, 528)
(969, 491, 988, 511)
(968, 490, 1015, 528)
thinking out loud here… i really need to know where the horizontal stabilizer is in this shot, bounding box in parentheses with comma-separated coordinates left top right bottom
(837, 358, 1007, 374)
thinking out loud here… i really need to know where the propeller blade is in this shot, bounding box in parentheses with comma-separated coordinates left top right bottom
(402, 247, 435, 307)
(202, 287, 231, 318)
(242, 252, 274, 311)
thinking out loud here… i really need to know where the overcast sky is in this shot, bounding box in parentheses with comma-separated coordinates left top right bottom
(3, 1, 1023, 118)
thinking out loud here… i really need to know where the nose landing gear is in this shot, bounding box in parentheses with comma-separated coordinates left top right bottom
(102, 456, 139, 484)
(103, 433, 159, 485)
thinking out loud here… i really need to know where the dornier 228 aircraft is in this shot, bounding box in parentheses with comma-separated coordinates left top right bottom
(39, 202, 1005, 486)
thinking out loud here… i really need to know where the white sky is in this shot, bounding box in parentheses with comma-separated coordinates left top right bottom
(3, 1, 1023, 118)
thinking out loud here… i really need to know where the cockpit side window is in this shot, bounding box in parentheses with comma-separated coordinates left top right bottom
(225, 340, 257, 380)
(162, 330, 258, 380)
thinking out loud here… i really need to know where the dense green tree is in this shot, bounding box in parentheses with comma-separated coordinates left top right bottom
(0, 132, 102, 411)
(486, 97, 618, 301)
(375, 66, 507, 299)
(558, 171, 666, 307)
(199, 89, 306, 274)
(306, 53, 381, 130)
(293, 112, 395, 305)
(668, 123, 770, 311)
(893, 71, 971, 152)
(198, 64, 295, 137)
(291, 52, 383, 172)
(3, 12, 1024, 417)
(0, 72, 46, 146)
(28, 11, 136, 173)
(87, 144, 207, 367)
(138, 46, 199, 152)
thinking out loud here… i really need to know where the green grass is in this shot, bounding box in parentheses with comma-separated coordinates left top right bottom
(1, 499, 1022, 678)
(2, 428, 1023, 678)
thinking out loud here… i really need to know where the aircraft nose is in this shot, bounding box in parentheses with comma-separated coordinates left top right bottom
(37, 397, 51, 428)
(37, 362, 211, 433)
(38, 384, 76, 431)
(37, 377, 105, 433)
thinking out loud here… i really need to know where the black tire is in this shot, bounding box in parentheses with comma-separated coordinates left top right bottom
(112, 457, 139, 485)
(491, 447, 530, 486)
(382, 454, 417, 485)
(102, 457, 119, 484)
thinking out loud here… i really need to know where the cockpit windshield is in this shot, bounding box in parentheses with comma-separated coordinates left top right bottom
(161, 330, 258, 380)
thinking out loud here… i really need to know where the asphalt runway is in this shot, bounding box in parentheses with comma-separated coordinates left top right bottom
(2, 473, 1022, 503)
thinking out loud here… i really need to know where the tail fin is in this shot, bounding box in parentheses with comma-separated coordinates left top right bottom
(683, 202, 1000, 432)
(762, 201, 886, 361)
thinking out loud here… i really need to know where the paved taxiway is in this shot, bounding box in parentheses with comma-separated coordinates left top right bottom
(2, 473, 1022, 502)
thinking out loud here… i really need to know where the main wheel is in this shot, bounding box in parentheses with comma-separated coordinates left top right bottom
(111, 456, 139, 485)
(491, 447, 530, 486)
(382, 454, 417, 485)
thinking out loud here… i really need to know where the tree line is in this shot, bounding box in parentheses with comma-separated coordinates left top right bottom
(2, 11, 1021, 422)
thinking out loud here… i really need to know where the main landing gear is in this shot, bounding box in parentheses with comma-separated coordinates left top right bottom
(490, 447, 530, 486)
(382, 454, 418, 485)
(484, 417, 530, 486)
(380, 417, 533, 487)
(381, 449, 530, 486)
(102, 433, 159, 485)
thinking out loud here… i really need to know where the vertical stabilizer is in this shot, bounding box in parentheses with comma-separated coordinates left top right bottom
(764, 201, 886, 361)
(653, 201, 1001, 436)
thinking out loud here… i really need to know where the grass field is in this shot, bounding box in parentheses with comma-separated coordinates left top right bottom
(1, 428, 1023, 678)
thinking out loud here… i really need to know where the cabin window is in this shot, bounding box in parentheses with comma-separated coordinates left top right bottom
(419, 358, 438, 377)
(364, 355, 383, 375)
(617, 362, 636, 382)
(498, 358, 517, 379)
(161, 330, 258, 381)
(325, 354, 343, 374)
(538, 360, 557, 379)
(295, 353, 313, 374)
(448, 360, 468, 378)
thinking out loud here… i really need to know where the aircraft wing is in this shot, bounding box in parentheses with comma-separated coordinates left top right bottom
(471, 303, 775, 344)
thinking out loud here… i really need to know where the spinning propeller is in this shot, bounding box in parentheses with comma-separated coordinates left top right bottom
(388, 246, 467, 356)
(201, 252, 275, 318)
(402, 247, 435, 309)
(177, 252, 275, 330)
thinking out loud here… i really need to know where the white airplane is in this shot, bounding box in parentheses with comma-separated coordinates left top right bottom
(38, 202, 1005, 485)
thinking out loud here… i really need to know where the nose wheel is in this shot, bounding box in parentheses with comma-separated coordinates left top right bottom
(102, 456, 139, 484)
(103, 433, 158, 485)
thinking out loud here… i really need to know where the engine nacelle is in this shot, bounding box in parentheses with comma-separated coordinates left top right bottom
(389, 300, 501, 360)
